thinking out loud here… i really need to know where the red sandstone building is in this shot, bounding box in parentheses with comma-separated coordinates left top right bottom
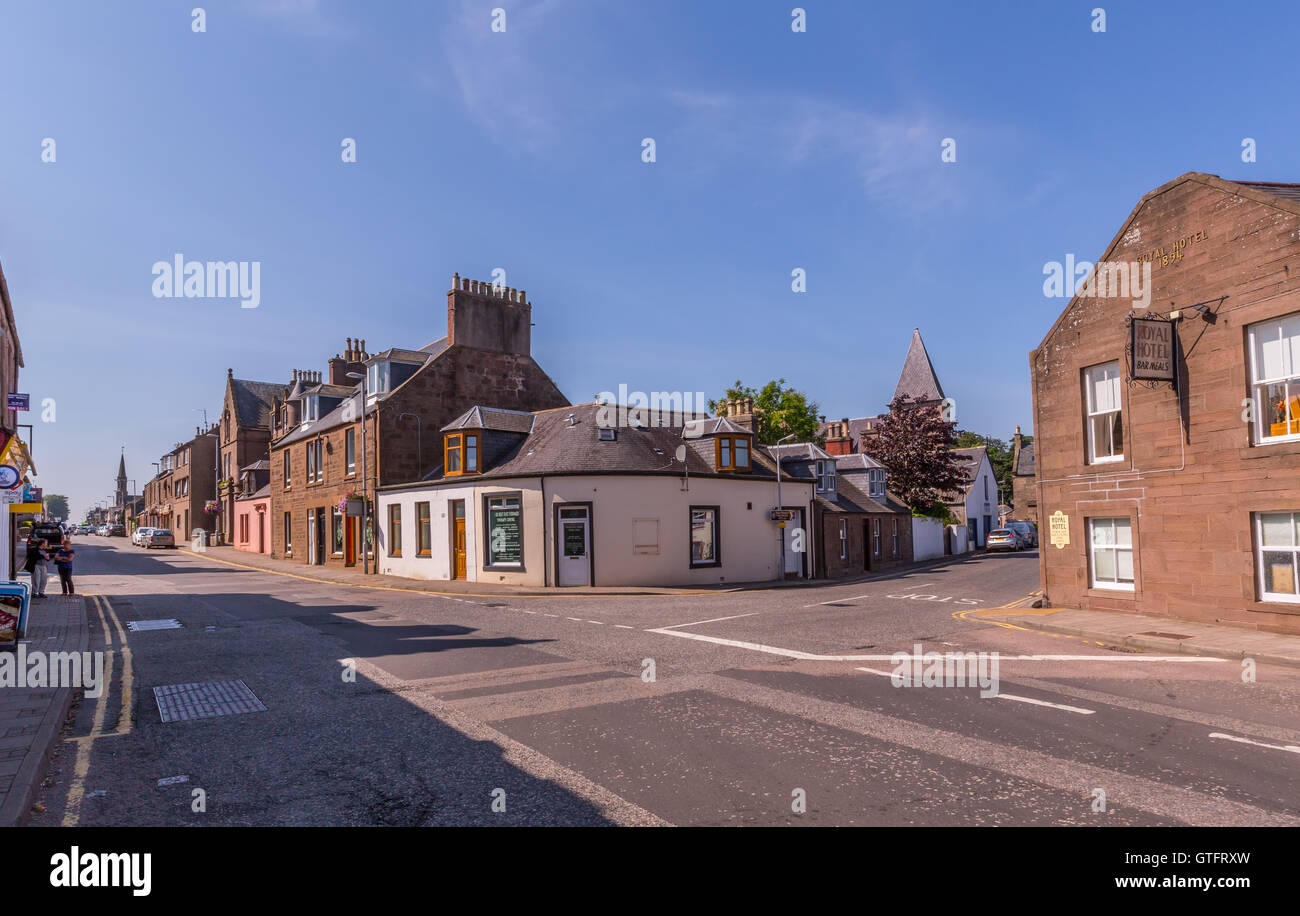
(268, 275, 568, 568)
(1032, 171, 1300, 635)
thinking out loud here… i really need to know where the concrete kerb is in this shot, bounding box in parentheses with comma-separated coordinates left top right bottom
(993, 605, 1300, 670)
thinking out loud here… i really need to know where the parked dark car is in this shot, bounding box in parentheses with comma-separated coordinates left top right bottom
(1006, 520, 1038, 548)
(107, 524, 126, 537)
(30, 522, 65, 545)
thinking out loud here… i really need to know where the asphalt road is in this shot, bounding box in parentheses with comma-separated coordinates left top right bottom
(29, 538, 1300, 826)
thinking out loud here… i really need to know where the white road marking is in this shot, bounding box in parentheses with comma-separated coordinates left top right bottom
(587, 620, 604, 625)
(995, 694, 1096, 715)
(656, 613, 757, 630)
(647, 627, 1229, 663)
(565, 617, 583, 622)
(1209, 732, 1300, 754)
(613, 625, 635, 629)
(855, 667, 895, 677)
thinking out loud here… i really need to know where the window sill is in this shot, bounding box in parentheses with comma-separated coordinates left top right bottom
(1088, 456, 1125, 466)
(1086, 585, 1135, 597)
(1245, 599, 1300, 615)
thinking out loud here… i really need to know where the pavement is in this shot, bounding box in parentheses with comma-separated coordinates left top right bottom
(0, 591, 89, 827)
(19, 538, 1300, 827)
(991, 606, 1300, 669)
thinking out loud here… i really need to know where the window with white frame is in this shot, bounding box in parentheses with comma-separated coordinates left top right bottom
(839, 519, 847, 560)
(1084, 361, 1124, 463)
(892, 519, 899, 557)
(1089, 517, 1134, 590)
(1256, 512, 1300, 603)
(304, 396, 320, 422)
(873, 519, 881, 556)
(816, 460, 836, 493)
(1248, 312, 1300, 443)
(868, 469, 886, 499)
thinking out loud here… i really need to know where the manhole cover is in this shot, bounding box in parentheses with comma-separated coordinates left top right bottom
(153, 680, 266, 722)
(128, 619, 183, 631)
(1137, 631, 1191, 640)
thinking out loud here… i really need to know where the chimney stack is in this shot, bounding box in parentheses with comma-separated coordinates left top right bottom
(446, 272, 533, 355)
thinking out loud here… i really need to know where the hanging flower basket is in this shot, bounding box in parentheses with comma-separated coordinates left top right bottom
(204, 500, 222, 515)
(340, 492, 367, 516)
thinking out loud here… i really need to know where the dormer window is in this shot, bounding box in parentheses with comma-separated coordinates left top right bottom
(716, 435, 751, 471)
(303, 395, 320, 422)
(868, 468, 886, 499)
(367, 361, 392, 397)
(444, 432, 480, 475)
(815, 460, 836, 493)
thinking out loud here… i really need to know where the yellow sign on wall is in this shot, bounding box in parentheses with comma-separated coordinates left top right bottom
(1049, 510, 1070, 549)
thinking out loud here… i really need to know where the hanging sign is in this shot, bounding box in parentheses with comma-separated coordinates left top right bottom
(1131, 318, 1176, 382)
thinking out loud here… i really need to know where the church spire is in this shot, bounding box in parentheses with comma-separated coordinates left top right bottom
(891, 328, 945, 405)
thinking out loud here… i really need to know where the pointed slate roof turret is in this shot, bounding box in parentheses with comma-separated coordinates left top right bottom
(892, 328, 945, 405)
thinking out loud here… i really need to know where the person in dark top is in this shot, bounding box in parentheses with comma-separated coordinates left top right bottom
(54, 539, 76, 595)
(23, 536, 49, 598)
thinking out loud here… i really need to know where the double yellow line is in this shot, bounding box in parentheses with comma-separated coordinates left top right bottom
(62, 594, 134, 827)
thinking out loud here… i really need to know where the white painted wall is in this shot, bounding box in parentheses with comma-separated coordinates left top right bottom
(912, 516, 945, 560)
(378, 474, 815, 587)
(964, 453, 998, 547)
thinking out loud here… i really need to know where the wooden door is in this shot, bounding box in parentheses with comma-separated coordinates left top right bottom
(345, 516, 356, 566)
(453, 516, 467, 579)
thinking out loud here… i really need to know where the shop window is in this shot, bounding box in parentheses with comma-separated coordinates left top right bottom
(690, 506, 719, 567)
(1257, 511, 1300, 603)
(1248, 313, 1300, 443)
(486, 494, 523, 567)
(1084, 361, 1124, 463)
(1089, 517, 1134, 590)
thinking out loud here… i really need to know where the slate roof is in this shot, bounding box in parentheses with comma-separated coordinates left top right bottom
(443, 406, 535, 433)
(1234, 181, 1300, 203)
(240, 459, 270, 472)
(231, 378, 289, 428)
(683, 416, 751, 438)
(1015, 441, 1035, 476)
(767, 443, 833, 462)
(276, 337, 451, 448)
(237, 484, 271, 501)
(388, 402, 798, 487)
(834, 453, 886, 472)
(892, 328, 945, 404)
(770, 446, 907, 515)
(952, 446, 988, 485)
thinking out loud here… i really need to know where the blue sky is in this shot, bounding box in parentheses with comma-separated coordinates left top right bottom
(1, 0, 1296, 520)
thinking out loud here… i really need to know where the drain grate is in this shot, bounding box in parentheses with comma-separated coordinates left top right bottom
(128, 619, 183, 631)
(153, 680, 266, 722)
(1137, 631, 1191, 640)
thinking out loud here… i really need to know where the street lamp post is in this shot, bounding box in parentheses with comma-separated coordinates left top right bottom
(346, 371, 370, 575)
(774, 433, 796, 579)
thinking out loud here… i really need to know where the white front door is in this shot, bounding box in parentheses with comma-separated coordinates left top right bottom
(557, 507, 590, 587)
(307, 510, 317, 564)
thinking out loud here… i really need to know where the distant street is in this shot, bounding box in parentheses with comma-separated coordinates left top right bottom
(33, 538, 1300, 827)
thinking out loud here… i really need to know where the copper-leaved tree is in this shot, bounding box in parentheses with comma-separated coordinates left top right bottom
(864, 396, 967, 518)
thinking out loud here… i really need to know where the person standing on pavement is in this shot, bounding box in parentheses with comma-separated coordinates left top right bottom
(54, 539, 76, 595)
(24, 536, 49, 599)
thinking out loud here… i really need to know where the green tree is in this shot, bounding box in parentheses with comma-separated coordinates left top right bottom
(44, 493, 69, 521)
(954, 431, 1031, 508)
(709, 379, 822, 446)
(865, 396, 968, 517)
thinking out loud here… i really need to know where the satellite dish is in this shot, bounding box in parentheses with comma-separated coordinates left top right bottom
(674, 445, 686, 462)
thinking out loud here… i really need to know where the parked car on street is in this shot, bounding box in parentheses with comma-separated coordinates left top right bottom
(986, 528, 1021, 552)
(143, 529, 175, 549)
(30, 521, 65, 546)
(132, 527, 155, 546)
(107, 524, 126, 537)
(96, 525, 109, 536)
(1006, 520, 1038, 548)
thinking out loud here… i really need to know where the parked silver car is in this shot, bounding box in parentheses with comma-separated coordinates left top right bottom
(143, 529, 175, 549)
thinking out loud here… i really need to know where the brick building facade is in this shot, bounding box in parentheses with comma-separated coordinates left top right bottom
(141, 429, 218, 538)
(1032, 171, 1300, 635)
(269, 276, 568, 568)
(216, 370, 290, 545)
